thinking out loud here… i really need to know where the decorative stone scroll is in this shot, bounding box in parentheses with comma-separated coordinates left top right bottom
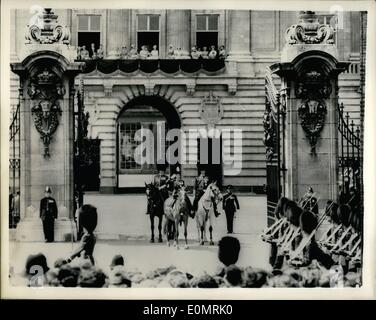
(25, 8, 70, 45)
(200, 91, 223, 125)
(285, 11, 334, 45)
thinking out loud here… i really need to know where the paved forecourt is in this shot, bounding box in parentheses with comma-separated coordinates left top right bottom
(9, 195, 271, 277)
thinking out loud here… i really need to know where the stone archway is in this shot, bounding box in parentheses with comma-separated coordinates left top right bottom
(116, 95, 182, 191)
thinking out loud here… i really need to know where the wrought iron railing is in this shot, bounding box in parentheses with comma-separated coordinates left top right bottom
(337, 102, 363, 212)
(9, 103, 21, 228)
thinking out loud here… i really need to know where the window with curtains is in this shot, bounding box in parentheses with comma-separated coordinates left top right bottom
(195, 14, 219, 49)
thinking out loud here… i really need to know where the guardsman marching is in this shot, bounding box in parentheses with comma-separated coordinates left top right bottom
(40, 186, 58, 242)
(193, 170, 208, 212)
(222, 185, 240, 234)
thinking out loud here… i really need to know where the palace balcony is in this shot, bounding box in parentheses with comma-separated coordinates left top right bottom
(75, 59, 226, 75)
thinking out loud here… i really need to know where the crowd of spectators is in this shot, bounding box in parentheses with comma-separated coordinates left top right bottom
(10, 236, 360, 288)
(77, 43, 226, 60)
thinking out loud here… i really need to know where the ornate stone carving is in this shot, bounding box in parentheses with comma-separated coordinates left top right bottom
(31, 100, 62, 158)
(295, 71, 332, 99)
(285, 11, 334, 45)
(27, 67, 65, 157)
(298, 99, 327, 154)
(295, 69, 331, 154)
(200, 91, 223, 125)
(186, 84, 195, 96)
(25, 8, 70, 45)
(144, 84, 155, 96)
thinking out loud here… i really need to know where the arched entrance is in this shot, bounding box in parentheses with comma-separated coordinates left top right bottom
(116, 95, 181, 191)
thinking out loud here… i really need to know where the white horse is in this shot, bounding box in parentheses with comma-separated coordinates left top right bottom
(163, 188, 192, 249)
(195, 182, 223, 245)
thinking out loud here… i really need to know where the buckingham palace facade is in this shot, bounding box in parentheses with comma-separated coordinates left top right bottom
(9, 9, 363, 193)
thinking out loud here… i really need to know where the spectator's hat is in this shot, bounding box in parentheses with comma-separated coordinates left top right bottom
(109, 267, 131, 287)
(110, 254, 125, 268)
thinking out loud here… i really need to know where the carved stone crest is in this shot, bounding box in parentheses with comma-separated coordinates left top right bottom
(298, 99, 327, 154)
(27, 67, 65, 157)
(31, 100, 62, 157)
(200, 91, 223, 125)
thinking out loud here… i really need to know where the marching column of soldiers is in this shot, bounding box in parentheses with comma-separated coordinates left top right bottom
(261, 186, 362, 285)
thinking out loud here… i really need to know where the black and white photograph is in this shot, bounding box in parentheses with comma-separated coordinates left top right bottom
(1, 0, 375, 299)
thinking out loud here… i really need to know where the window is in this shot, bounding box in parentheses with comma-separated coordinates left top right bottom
(77, 15, 101, 57)
(137, 14, 160, 52)
(118, 105, 168, 174)
(196, 14, 219, 49)
(119, 123, 142, 171)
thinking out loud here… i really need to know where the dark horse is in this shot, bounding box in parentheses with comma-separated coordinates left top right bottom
(145, 182, 164, 243)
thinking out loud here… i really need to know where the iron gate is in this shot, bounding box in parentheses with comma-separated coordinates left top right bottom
(74, 79, 101, 213)
(9, 103, 21, 228)
(337, 102, 363, 213)
(264, 68, 284, 226)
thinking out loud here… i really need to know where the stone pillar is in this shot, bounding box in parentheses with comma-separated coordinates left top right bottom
(11, 9, 84, 241)
(166, 10, 190, 58)
(271, 11, 348, 205)
(107, 9, 131, 53)
(227, 10, 251, 61)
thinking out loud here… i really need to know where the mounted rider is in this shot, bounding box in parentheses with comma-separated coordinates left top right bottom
(300, 186, 318, 215)
(193, 170, 209, 213)
(153, 169, 169, 201)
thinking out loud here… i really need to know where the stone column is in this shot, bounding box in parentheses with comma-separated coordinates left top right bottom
(11, 9, 84, 241)
(107, 9, 131, 53)
(166, 10, 190, 58)
(227, 10, 251, 61)
(271, 11, 348, 205)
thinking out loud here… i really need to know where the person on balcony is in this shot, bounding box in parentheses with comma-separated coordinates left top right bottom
(139, 45, 150, 59)
(149, 45, 159, 59)
(191, 46, 200, 59)
(90, 43, 97, 58)
(81, 46, 90, 60)
(208, 45, 218, 59)
(76, 46, 82, 60)
(167, 44, 175, 59)
(107, 47, 121, 59)
(97, 44, 104, 59)
(120, 46, 128, 59)
(128, 45, 139, 59)
(218, 45, 226, 59)
(200, 46, 209, 59)
(173, 47, 183, 59)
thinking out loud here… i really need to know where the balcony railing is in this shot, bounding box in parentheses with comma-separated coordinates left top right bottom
(75, 59, 226, 75)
